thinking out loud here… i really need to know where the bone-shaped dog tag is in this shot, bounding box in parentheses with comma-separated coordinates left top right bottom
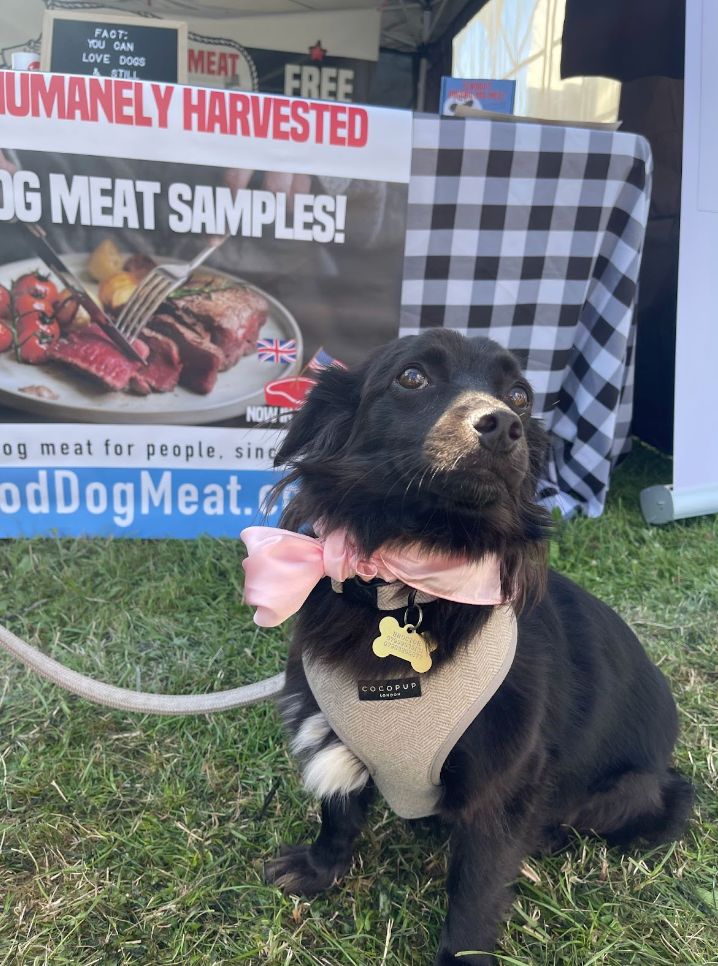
(372, 616, 433, 673)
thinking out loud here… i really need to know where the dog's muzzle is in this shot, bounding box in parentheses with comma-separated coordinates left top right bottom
(424, 391, 526, 470)
(472, 408, 523, 454)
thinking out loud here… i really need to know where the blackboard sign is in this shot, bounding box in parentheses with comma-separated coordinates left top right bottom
(41, 11, 187, 83)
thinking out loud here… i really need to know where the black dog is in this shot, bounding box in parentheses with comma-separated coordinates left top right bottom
(259, 329, 693, 965)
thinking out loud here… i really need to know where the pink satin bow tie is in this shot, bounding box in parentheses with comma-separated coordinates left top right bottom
(240, 526, 504, 627)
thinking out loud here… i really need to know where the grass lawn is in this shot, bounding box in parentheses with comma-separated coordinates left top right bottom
(1, 440, 717, 965)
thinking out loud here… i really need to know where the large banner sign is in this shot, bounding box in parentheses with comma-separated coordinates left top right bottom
(0, 70, 412, 537)
(0, 1, 381, 102)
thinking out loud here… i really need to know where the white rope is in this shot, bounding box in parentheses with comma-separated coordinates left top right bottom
(0, 620, 285, 714)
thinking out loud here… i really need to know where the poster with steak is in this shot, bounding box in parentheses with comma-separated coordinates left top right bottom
(0, 70, 412, 537)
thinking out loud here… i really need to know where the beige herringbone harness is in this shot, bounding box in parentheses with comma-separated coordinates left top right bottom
(303, 598, 517, 819)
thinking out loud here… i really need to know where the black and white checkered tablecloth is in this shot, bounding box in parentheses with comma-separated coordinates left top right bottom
(400, 115, 653, 518)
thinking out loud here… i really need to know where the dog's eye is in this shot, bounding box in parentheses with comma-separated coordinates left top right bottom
(396, 367, 429, 390)
(506, 385, 531, 411)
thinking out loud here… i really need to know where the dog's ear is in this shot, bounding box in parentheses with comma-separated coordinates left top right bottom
(274, 364, 362, 468)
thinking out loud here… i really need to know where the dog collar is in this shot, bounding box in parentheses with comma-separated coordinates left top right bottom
(330, 577, 436, 611)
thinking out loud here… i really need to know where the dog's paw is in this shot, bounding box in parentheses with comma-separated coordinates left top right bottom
(264, 844, 347, 896)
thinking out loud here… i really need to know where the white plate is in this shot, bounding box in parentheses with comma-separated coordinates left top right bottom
(0, 255, 303, 425)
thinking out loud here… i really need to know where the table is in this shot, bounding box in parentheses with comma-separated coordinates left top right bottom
(401, 115, 652, 517)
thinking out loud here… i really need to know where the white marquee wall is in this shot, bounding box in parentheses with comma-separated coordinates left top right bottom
(641, 0, 718, 523)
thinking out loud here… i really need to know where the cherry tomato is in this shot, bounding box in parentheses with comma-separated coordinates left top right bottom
(0, 285, 10, 319)
(16, 315, 60, 365)
(0, 321, 13, 352)
(16, 314, 40, 342)
(12, 272, 58, 303)
(18, 332, 52, 364)
(17, 321, 59, 364)
(13, 292, 54, 320)
(16, 311, 59, 342)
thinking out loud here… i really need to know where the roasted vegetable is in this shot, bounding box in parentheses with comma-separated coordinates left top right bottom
(88, 239, 124, 283)
(123, 253, 155, 281)
(54, 289, 92, 331)
(98, 271, 137, 312)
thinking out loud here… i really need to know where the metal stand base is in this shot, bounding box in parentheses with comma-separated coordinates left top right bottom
(640, 484, 718, 524)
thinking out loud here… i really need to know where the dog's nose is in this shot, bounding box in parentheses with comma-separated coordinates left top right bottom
(472, 410, 523, 452)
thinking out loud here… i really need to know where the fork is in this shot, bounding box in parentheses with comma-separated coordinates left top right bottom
(114, 234, 230, 343)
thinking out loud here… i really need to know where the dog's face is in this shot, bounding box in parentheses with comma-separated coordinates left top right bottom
(275, 330, 549, 569)
(367, 332, 534, 507)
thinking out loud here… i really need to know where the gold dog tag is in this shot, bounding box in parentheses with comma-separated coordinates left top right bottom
(372, 616, 433, 673)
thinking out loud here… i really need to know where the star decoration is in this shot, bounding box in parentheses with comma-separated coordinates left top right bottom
(309, 40, 327, 62)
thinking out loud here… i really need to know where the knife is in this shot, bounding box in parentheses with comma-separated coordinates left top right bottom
(20, 223, 147, 364)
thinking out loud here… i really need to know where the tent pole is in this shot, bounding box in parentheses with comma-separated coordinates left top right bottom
(416, 1, 432, 111)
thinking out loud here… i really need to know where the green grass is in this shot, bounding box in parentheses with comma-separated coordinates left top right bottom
(1, 440, 717, 965)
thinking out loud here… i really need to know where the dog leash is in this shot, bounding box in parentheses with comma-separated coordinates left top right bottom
(0, 619, 285, 715)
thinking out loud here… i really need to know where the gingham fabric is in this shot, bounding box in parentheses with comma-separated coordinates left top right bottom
(400, 115, 653, 518)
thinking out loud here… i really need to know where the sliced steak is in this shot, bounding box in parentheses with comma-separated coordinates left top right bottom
(166, 286, 268, 369)
(48, 324, 140, 391)
(148, 314, 223, 394)
(129, 331, 182, 395)
(129, 373, 152, 395)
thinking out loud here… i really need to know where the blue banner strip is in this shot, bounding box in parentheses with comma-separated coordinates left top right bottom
(0, 467, 286, 538)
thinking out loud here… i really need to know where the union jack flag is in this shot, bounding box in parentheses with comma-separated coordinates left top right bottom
(256, 338, 298, 365)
